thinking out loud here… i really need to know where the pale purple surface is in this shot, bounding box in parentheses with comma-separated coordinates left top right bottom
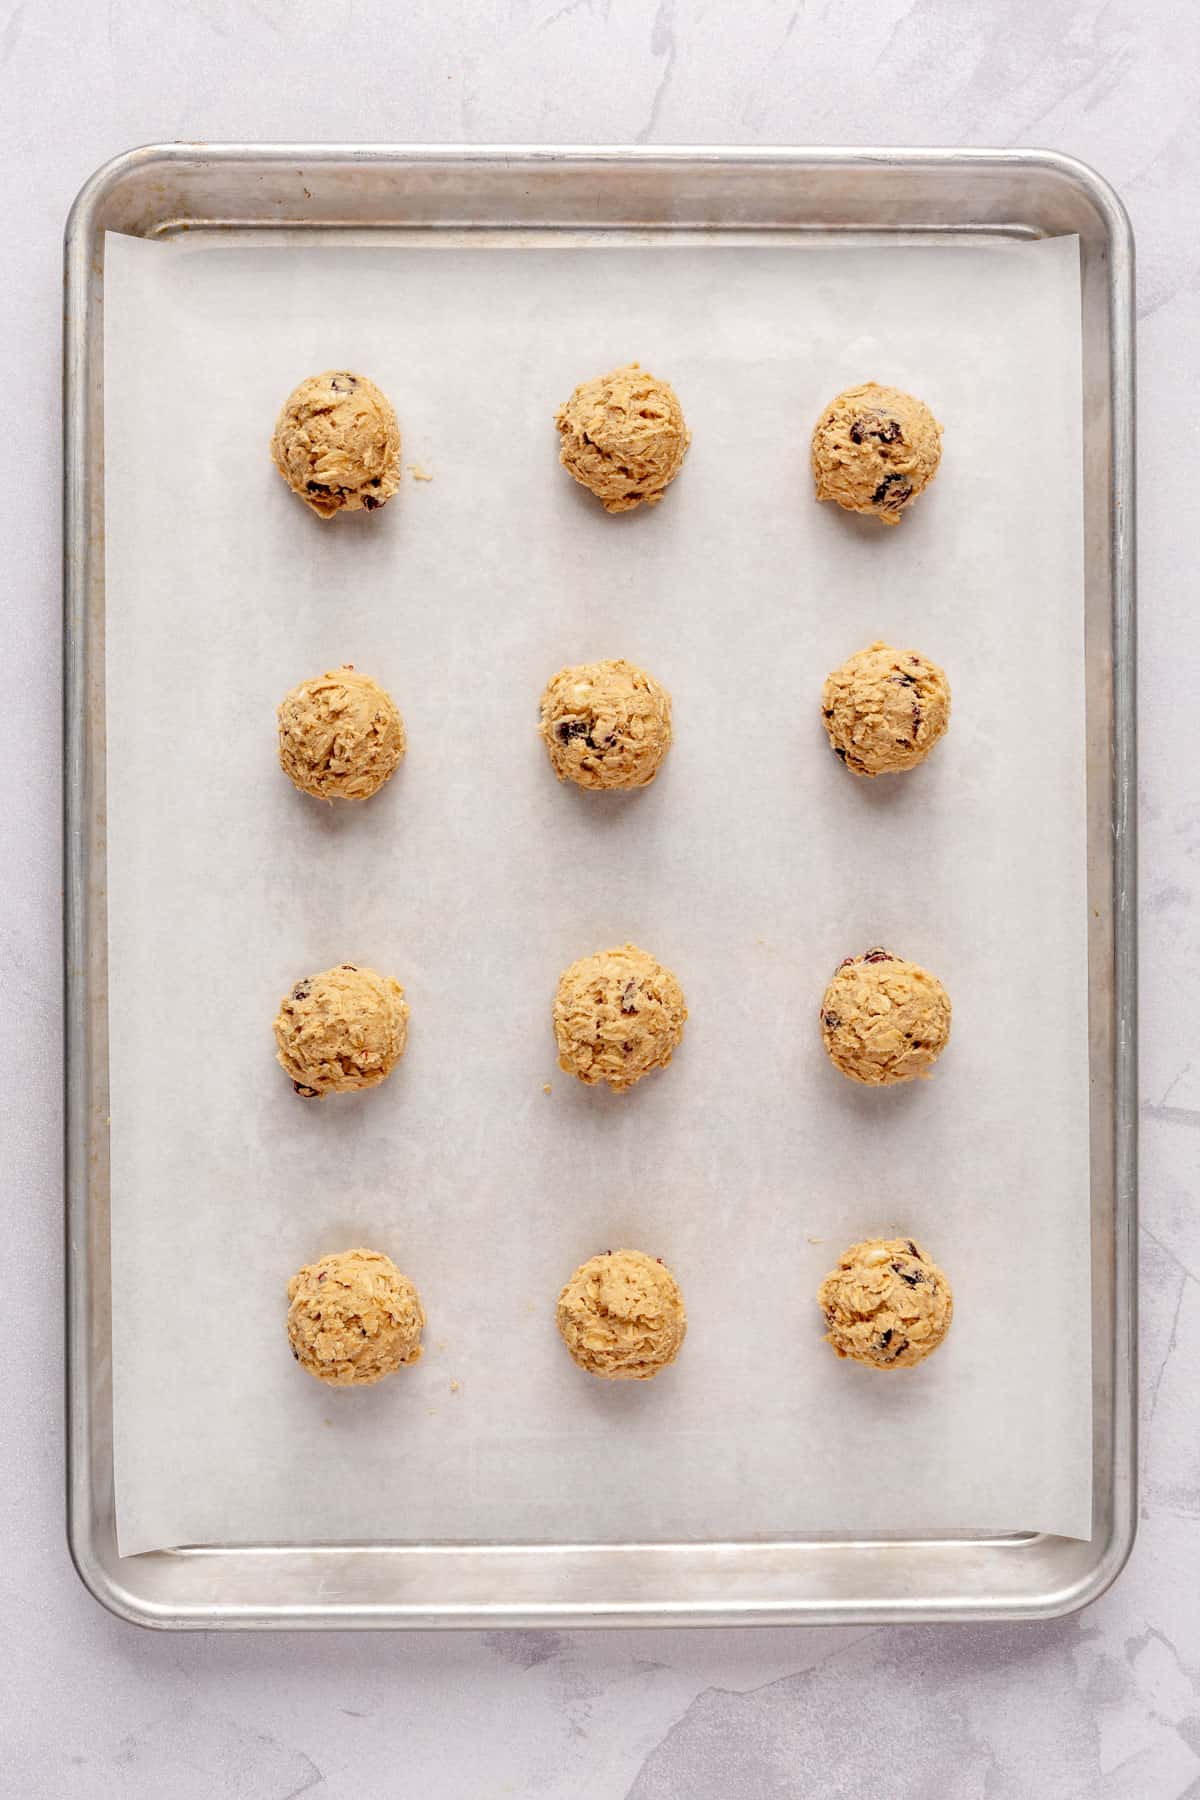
(4, 1, 1196, 1794)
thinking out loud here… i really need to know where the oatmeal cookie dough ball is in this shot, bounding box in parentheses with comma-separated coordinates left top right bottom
(818, 1237, 953, 1369)
(555, 363, 690, 513)
(556, 1249, 687, 1380)
(271, 370, 401, 518)
(811, 381, 942, 525)
(278, 665, 406, 801)
(822, 641, 950, 776)
(554, 944, 687, 1092)
(288, 1248, 425, 1386)
(820, 948, 951, 1086)
(274, 964, 409, 1097)
(539, 659, 672, 790)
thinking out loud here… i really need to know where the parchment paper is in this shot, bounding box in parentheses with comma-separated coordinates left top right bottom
(103, 228, 1090, 1555)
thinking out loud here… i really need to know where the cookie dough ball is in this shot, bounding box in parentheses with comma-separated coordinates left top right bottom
(556, 1249, 687, 1380)
(818, 1237, 953, 1369)
(822, 641, 950, 776)
(539, 659, 672, 790)
(811, 382, 942, 525)
(274, 964, 409, 1097)
(820, 948, 951, 1086)
(271, 370, 401, 518)
(278, 665, 406, 801)
(555, 363, 689, 513)
(288, 1248, 425, 1386)
(554, 944, 687, 1092)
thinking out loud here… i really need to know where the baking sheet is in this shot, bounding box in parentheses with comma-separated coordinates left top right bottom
(103, 228, 1090, 1556)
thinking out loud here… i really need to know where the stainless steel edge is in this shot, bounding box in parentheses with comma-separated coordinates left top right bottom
(1075, 149, 1138, 1613)
(64, 163, 98, 1607)
(64, 158, 125, 1625)
(63, 144, 1136, 1629)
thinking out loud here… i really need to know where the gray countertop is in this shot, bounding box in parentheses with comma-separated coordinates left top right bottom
(5, 1, 1194, 1793)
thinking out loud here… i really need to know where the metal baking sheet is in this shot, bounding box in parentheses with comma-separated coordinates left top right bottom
(63, 145, 1137, 1629)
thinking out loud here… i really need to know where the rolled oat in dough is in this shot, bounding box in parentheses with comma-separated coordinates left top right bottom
(274, 963, 409, 1097)
(555, 363, 689, 513)
(278, 665, 406, 801)
(822, 641, 950, 776)
(820, 948, 951, 1086)
(271, 370, 401, 518)
(538, 658, 672, 790)
(553, 944, 687, 1092)
(556, 1248, 687, 1380)
(287, 1247, 425, 1386)
(818, 1237, 953, 1369)
(811, 381, 942, 525)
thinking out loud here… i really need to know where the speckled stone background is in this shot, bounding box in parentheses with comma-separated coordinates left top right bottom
(4, 3, 1193, 1794)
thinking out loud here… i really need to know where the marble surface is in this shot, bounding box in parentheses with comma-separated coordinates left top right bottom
(3, 1, 1195, 1793)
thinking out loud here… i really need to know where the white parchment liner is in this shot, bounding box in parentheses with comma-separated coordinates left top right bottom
(103, 230, 1090, 1553)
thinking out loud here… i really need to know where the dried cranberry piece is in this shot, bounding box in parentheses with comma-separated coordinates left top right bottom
(871, 472, 913, 508)
(849, 413, 902, 446)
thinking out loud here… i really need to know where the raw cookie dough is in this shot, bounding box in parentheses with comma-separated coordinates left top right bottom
(271, 370, 402, 518)
(287, 1247, 425, 1385)
(556, 1248, 687, 1380)
(539, 659, 673, 790)
(278, 665, 406, 801)
(554, 944, 687, 1092)
(811, 381, 942, 525)
(820, 948, 951, 1085)
(274, 964, 409, 1097)
(555, 363, 690, 513)
(822, 641, 951, 776)
(818, 1237, 953, 1369)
